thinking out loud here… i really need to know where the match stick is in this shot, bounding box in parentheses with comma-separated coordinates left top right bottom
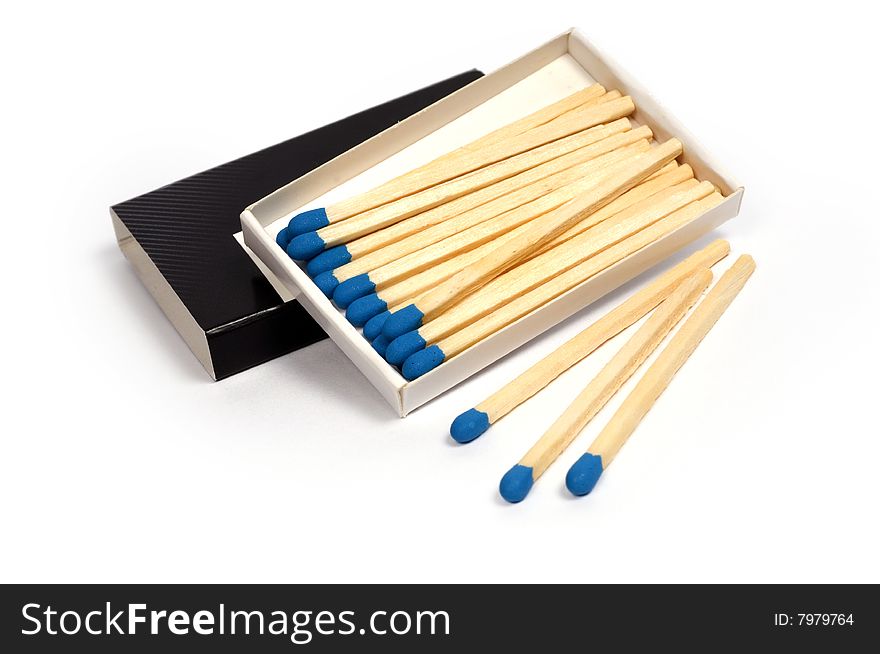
(399, 192, 725, 380)
(498, 269, 712, 503)
(307, 122, 642, 281)
(383, 179, 714, 365)
(449, 238, 730, 442)
(380, 139, 683, 341)
(330, 139, 653, 307)
(288, 120, 643, 261)
(352, 162, 688, 334)
(287, 96, 635, 249)
(305, 119, 635, 276)
(287, 97, 633, 259)
(565, 254, 756, 496)
(281, 85, 608, 240)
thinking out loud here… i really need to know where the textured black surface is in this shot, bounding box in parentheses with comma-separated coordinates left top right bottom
(113, 70, 483, 379)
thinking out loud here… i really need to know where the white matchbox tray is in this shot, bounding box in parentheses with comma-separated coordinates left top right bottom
(240, 28, 743, 417)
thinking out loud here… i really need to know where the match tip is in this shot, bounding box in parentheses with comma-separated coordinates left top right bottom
(275, 226, 291, 250)
(306, 245, 351, 277)
(287, 207, 329, 237)
(401, 344, 445, 381)
(286, 231, 326, 261)
(347, 294, 388, 327)
(312, 271, 339, 298)
(385, 331, 427, 366)
(565, 453, 604, 496)
(332, 273, 376, 309)
(382, 304, 425, 340)
(371, 334, 390, 357)
(499, 465, 535, 503)
(450, 408, 490, 444)
(363, 309, 391, 340)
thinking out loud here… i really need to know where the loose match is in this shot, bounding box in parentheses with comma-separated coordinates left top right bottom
(499, 268, 711, 503)
(565, 255, 755, 497)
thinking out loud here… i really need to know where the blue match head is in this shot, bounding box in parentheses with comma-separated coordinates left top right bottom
(312, 271, 339, 298)
(565, 453, 604, 496)
(385, 331, 426, 366)
(306, 245, 351, 277)
(450, 408, 490, 444)
(346, 294, 388, 327)
(499, 465, 535, 503)
(332, 273, 376, 309)
(382, 304, 424, 340)
(287, 231, 326, 261)
(275, 226, 291, 250)
(363, 310, 391, 340)
(401, 344, 445, 381)
(371, 335, 390, 357)
(287, 207, 329, 237)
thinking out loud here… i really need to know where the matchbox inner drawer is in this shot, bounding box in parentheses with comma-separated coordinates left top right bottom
(240, 28, 743, 416)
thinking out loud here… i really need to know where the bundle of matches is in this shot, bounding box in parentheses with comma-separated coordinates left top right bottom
(280, 84, 729, 380)
(444, 244, 754, 502)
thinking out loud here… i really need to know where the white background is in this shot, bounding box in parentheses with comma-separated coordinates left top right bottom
(2, 0, 878, 583)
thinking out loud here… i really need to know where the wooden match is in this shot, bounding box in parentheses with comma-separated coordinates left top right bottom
(300, 122, 644, 264)
(565, 255, 756, 497)
(279, 84, 608, 240)
(284, 96, 635, 257)
(379, 139, 683, 342)
(498, 269, 712, 503)
(331, 139, 652, 308)
(305, 119, 636, 276)
(311, 126, 649, 298)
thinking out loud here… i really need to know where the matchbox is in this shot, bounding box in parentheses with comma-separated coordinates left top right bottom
(111, 71, 480, 380)
(240, 28, 743, 416)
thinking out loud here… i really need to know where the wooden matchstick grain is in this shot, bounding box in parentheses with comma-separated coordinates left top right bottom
(593, 89, 623, 104)
(407, 139, 683, 324)
(565, 255, 756, 496)
(332, 119, 633, 268)
(471, 239, 731, 428)
(321, 96, 636, 223)
(416, 179, 714, 344)
(323, 123, 649, 258)
(317, 118, 642, 246)
(378, 162, 690, 310)
(586, 255, 755, 467)
(532, 164, 692, 255)
(432, 192, 725, 362)
(471, 84, 608, 150)
(326, 85, 607, 224)
(420, 159, 683, 296)
(285, 88, 614, 241)
(508, 269, 711, 492)
(355, 140, 654, 290)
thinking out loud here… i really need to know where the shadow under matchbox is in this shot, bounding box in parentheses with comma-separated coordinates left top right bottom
(111, 70, 484, 380)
